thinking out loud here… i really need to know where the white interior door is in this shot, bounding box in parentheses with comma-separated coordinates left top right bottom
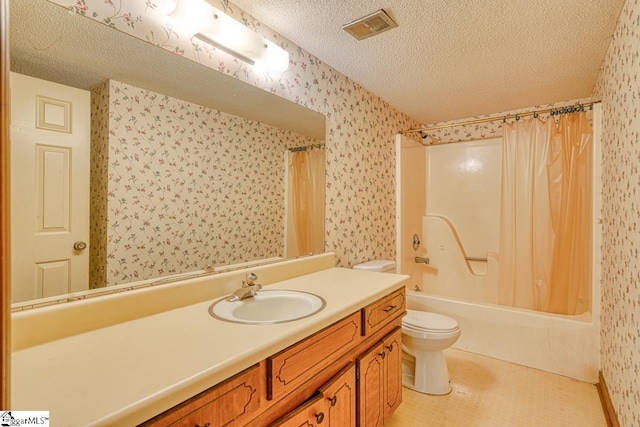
(10, 72, 90, 303)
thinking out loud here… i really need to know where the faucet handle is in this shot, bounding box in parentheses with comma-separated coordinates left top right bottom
(246, 272, 258, 286)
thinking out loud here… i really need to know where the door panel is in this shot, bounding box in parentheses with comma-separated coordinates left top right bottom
(36, 260, 70, 298)
(10, 72, 90, 302)
(38, 145, 71, 231)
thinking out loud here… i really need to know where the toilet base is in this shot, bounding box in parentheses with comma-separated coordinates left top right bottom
(402, 349, 452, 395)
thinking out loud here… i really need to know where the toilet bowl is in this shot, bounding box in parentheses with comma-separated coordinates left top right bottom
(401, 309, 461, 395)
(351, 260, 462, 395)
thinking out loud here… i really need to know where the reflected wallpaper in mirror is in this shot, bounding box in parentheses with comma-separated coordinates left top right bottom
(90, 80, 322, 288)
(9, 0, 326, 304)
(10, 0, 416, 308)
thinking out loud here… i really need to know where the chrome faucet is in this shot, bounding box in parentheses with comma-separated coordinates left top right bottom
(226, 272, 262, 302)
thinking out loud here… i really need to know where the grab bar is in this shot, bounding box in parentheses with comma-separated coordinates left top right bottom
(465, 256, 487, 262)
(415, 256, 430, 265)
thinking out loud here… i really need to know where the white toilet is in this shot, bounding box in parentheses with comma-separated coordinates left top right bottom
(352, 260, 461, 395)
(401, 309, 461, 395)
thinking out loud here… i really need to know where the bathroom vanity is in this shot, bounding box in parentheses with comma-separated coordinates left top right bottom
(143, 287, 405, 426)
(10, 253, 408, 426)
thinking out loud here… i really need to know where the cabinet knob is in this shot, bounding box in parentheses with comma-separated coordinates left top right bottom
(386, 343, 394, 352)
(316, 412, 325, 424)
(378, 351, 386, 359)
(383, 305, 397, 313)
(328, 395, 338, 407)
(194, 423, 210, 427)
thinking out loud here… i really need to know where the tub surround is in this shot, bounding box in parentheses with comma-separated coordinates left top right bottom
(11, 253, 408, 426)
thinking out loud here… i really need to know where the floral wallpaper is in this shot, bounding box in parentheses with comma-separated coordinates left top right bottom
(93, 80, 318, 286)
(593, 0, 640, 424)
(50, 0, 419, 271)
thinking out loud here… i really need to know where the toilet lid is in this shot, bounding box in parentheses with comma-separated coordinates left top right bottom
(402, 309, 459, 332)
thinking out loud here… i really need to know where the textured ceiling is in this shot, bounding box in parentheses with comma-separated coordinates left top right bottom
(232, 0, 626, 124)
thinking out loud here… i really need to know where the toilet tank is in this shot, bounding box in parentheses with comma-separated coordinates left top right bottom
(352, 260, 396, 274)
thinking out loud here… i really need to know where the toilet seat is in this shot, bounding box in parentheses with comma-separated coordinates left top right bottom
(402, 310, 459, 333)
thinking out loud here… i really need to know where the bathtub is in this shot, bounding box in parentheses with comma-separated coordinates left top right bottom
(405, 290, 600, 383)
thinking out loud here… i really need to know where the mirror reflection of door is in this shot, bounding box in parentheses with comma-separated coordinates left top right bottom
(10, 72, 90, 303)
(285, 147, 326, 258)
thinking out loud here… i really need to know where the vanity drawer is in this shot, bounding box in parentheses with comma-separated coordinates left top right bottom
(141, 364, 262, 427)
(267, 311, 362, 401)
(361, 288, 406, 336)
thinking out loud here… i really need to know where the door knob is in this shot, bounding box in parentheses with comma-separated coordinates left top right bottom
(73, 241, 87, 251)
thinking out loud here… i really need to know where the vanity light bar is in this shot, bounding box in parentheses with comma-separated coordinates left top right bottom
(167, 0, 289, 71)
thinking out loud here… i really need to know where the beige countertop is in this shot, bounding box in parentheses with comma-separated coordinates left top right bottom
(11, 267, 408, 426)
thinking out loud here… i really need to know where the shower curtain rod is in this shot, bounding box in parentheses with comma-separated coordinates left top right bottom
(288, 143, 325, 152)
(400, 101, 600, 136)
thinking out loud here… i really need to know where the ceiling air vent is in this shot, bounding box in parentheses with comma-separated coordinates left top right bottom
(342, 9, 398, 40)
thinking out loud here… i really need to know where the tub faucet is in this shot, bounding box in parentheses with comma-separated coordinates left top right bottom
(226, 272, 262, 301)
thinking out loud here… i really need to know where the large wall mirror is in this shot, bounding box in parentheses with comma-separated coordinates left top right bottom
(9, 0, 326, 306)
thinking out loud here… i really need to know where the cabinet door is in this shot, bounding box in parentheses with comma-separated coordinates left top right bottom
(382, 328, 403, 423)
(319, 363, 356, 427)
(270, 394, 326, 427)
(356, 343, 385, 427)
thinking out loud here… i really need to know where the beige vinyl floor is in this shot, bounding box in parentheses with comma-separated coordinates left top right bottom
(386, 348, 607, 427)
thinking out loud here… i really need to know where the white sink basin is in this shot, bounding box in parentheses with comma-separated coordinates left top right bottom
(209, 290, 326, 324)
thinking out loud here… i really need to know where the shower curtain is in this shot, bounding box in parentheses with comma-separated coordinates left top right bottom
(498, 112, 592, 315)
(286, 149, 325, 257)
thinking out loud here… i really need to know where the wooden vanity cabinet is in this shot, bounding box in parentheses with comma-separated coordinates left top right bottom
(319, 363, 357, 426)
(142, 287, 406, 427)
(141, 364, 262, 427)
(356, 328, 403, 427)
(269, 393, 325, 427)
(361, 288, 405, 336)
(266, 312, 361, 401)
(271, 363, 356, 427)
(381, 328, 403, 422)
